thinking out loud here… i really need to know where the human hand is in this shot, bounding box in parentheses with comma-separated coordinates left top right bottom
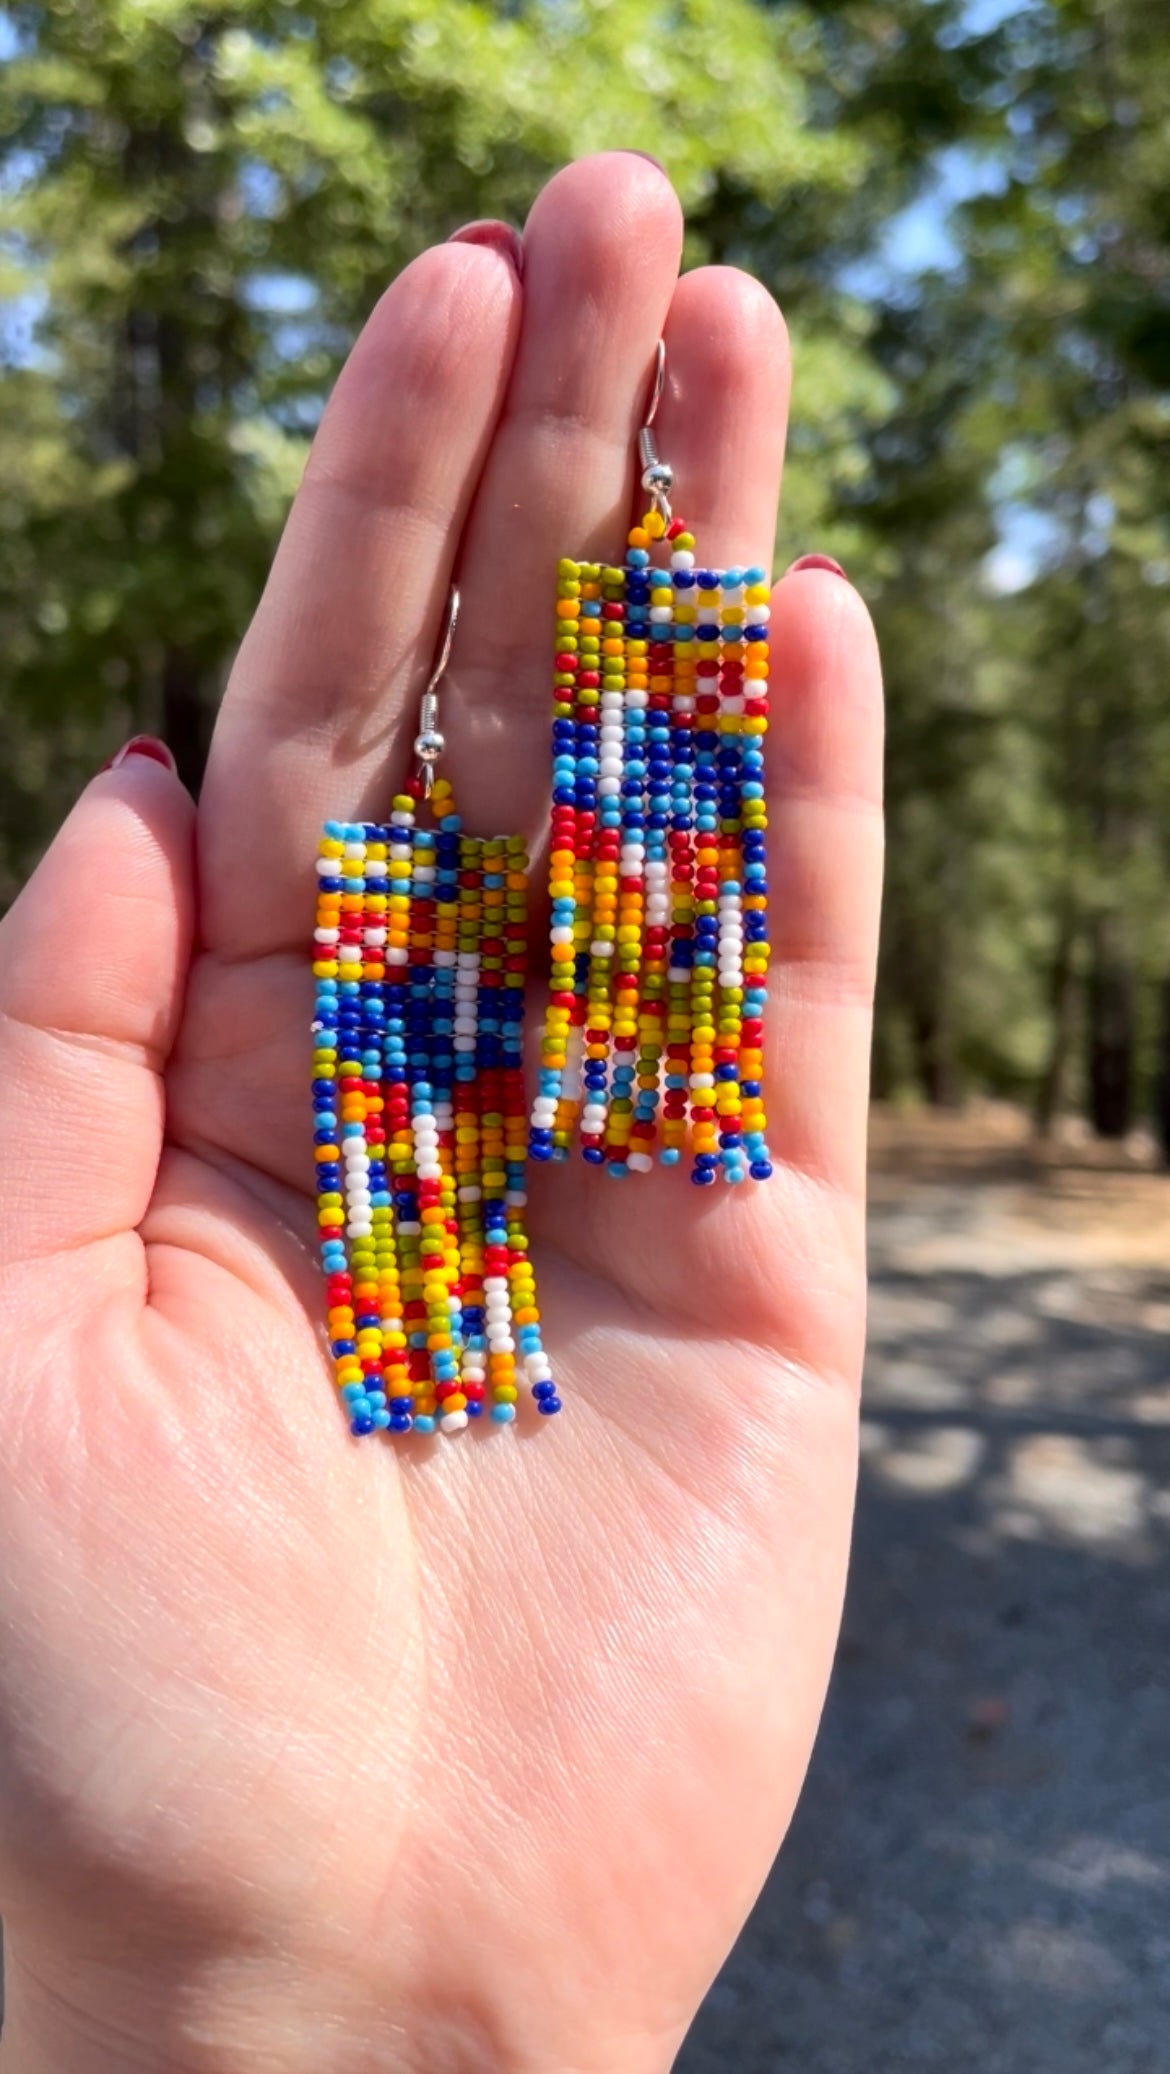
(0, 154, 882, 2074)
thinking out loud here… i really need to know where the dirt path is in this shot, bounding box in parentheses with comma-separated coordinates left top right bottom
(679, 1114, 1170, 2074)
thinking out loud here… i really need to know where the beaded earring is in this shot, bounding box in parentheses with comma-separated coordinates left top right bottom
(310, 590, 560, 1438)
(530, 343, 774, 1185)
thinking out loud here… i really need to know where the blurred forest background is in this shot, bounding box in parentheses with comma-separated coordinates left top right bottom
(3, 0, 1170, 1140)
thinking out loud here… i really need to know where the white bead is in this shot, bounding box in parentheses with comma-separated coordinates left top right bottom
(649, 605, 673, 622)
(591, 941, 613, 957)
(626, 689, 649, 709)
(670, 550, 695, 570)
(748, 603, 771, 623)
(599, 778, 621, 796)
(434, 949, 455, 968)
(316, 856, 339, 875)
(550, 926, 573, 944)
(343, 841, 364, 858)
(439, 1411, 468, 1435)
(337, 944, 361, 963)
(385, 948, 408, 965)
(313, 927, 340, 944)
(628, 1152, 653, 1173)
(691, 1072, 715, 1088)
(364, 859, 387, 877)
(525, 1352, 552, 1380)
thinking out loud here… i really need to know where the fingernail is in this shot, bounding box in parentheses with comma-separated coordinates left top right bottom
(789, 553, 848, 579)
(623, 150, 666, 174)
(102, 735, 177, 775)
(447, 220, 524, 279)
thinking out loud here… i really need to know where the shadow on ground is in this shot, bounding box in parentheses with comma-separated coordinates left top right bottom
(680, 1180, 1170, 2074)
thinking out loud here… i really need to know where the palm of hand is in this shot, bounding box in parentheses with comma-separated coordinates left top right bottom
(0, 157, 881, 2074)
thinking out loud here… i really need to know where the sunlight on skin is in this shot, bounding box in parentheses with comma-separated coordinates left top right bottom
(0, 155, 882, 2074)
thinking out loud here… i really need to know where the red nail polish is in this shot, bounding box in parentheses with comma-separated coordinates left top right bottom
(789, 553, 848, 579)
(102, 735, 177, 775)
(446, 220, 524, 279)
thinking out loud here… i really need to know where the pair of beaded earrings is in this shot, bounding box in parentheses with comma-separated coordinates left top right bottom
(310, 343, 772, 1439)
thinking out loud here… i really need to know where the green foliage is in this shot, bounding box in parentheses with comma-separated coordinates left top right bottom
(6, 0, 1170, 1131)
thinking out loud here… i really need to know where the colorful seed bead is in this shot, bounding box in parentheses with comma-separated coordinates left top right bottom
(531, 518, 773, 1184)
(313, 775, 559, 1436)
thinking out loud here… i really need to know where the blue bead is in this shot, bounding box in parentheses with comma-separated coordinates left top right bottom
(659, 1146, 681, 1166)
(491, 1402, 516, 1424)
(691, 1168, 717, 1186)
(350, 1414, 376, 1436)
(413, 1414, 436, 1435)
(372, 1408, 392, 1428)
(750, 1160, 774, 1181)
(389, 1413, 413, 1433)
(537, 1395, 563, 1415)
(583, 1146, 606, 1164)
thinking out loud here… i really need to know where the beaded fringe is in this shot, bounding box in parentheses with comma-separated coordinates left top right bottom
(311, 777, 560, 1436)
(530, 509, 774, 1185)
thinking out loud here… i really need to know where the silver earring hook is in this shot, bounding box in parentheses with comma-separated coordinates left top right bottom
(413, 583, 459, 799)
(637, 339, 673, 524)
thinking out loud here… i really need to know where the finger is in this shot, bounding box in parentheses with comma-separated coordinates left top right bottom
(200, 237, 523, 962)
(0, 745, 195, 1266)
(438, 152, 684, 837)
(652, 264, 790, 569)
(763, 564, 884, 1199)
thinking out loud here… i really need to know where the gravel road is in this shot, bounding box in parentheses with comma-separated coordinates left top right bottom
(680, 1158, 1170, 2074)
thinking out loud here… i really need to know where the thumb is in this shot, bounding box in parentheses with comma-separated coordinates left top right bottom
(0, 740, 195, 1266)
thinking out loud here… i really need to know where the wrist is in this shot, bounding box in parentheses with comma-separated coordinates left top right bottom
(1, 1931, 676, 2074)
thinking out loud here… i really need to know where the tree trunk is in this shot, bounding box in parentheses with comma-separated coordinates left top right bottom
(1154, 978, 1170, 1168)
(1086, 915, 1134, 1139)
(1035, 903, 1079, 1137)
(161, 644, 211, 796)
(911, 996, 959, 1108)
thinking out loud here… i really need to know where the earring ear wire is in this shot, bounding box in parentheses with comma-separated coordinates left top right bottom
(413, 584, 460, 799)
